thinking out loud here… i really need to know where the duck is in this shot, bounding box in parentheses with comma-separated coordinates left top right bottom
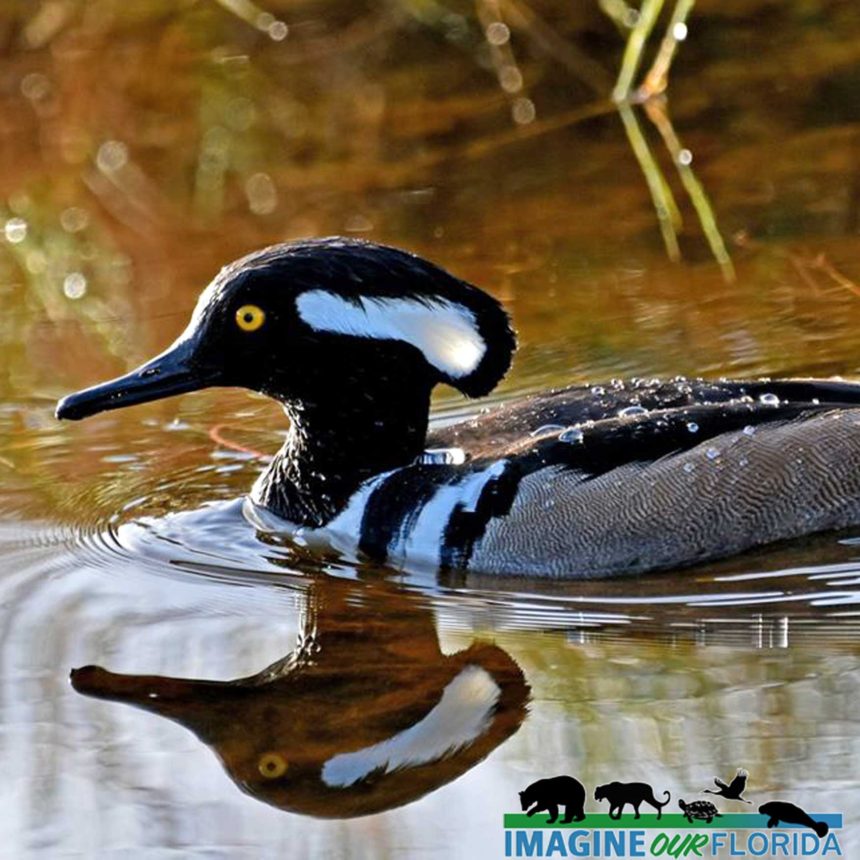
(56, 236, 860, 578)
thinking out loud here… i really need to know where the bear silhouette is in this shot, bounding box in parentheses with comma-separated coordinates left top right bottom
(594, 781, 671, 820)
(519, 775, 586, 824)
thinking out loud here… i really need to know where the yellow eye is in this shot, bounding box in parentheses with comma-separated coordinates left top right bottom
(258, 752, 288, 779)
(236, 304, 266, 332)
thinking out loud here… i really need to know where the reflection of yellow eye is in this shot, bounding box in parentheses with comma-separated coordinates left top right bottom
(236, 304, 266, 332)
(258, 752, 288, 779)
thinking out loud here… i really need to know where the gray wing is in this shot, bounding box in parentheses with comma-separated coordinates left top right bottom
(468, 408, 860, 577)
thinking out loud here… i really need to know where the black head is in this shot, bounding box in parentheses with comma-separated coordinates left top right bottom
(56, 237, 516, 420)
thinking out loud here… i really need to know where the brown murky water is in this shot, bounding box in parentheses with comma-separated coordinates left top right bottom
(1, 2, 859, 857)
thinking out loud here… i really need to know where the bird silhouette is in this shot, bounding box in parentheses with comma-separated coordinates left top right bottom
(703, 769, 752, 803)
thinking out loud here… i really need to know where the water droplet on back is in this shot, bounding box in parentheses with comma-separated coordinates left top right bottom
(687, 421, 699, 433)
(417, 447, 466, 465)
(618, 405, 647, 418)
(558, 426, 584, 444)
(759, 393, 779, 406)
(531, 424, 565, 437)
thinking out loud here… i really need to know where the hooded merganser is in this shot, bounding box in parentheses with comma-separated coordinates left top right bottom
(56, 238, 860, 578)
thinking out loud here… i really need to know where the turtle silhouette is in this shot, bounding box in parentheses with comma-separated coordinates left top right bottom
(679, 798, 722, 823)
(703, 768, 752, 803)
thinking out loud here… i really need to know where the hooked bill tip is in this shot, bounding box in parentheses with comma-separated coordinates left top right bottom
(69, 665, 102, 690)
(55, 394, 83, 421)
(55, 388, 108, 420)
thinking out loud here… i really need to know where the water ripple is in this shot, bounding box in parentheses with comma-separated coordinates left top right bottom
(3, 404, 860, 644)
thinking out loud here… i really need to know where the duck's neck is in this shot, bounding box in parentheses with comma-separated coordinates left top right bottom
(252, 384, 433, 526)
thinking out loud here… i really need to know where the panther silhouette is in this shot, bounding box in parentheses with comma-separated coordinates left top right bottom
(594, 781, 671, 820)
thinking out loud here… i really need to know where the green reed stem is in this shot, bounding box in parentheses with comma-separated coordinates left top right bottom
(645, 98, 735, 281)
(613, 0, 665, 103)
(599, 0, 638, 33)
(640, 0, 695, 96)
(617, 102, 682, 261)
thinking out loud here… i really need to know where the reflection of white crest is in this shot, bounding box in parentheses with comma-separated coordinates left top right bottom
(296, 291, 486, 378)
(321, 665, 501, 787)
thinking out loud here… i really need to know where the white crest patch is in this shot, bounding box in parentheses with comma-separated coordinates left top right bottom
(321, 665, 501, 787)
(295, 290, 486, 378)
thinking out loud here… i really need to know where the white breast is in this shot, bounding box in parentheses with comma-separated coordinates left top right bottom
(392, 460, 508, 569)
(244, 460, 509, 571)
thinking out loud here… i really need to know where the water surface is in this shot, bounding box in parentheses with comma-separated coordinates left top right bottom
(1, 2, 859, 857)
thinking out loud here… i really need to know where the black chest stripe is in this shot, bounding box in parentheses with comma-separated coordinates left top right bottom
(357, 465, 457, 562)
(440, 463, 522, 572)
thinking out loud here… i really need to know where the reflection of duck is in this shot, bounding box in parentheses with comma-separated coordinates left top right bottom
(57, 238, 860, 577)
(703, 768, 751, 803)
(70, 576, 529, 818)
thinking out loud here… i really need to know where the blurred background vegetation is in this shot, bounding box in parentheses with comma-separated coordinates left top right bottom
(1, 0, 860, 520)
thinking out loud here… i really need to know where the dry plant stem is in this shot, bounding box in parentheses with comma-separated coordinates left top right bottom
(260, 12, 398, 65)
(739, 235, 859, 300)
(644, 97, 735, 282)
(613, 0, 665, 103)
(639, 0, 695, 98)
(787, 254, 824, 296)
(208, 424, 269, 460)
(440, 99, 615, 164)
(617, 102, 682, 261)
(476, 0, 530, 118)
(501, 0, 612, 95)
(809, 253, 860, 298)
(211, 0, 271, 28)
